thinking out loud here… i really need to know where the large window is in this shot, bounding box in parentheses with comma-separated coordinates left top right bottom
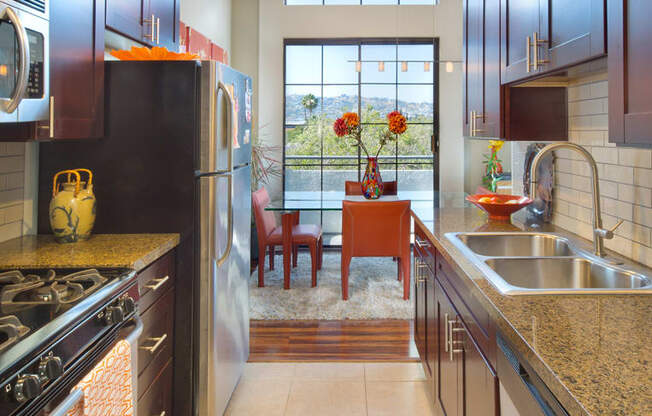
(285, 1, 437, 5)
(283, 39, 438, 239)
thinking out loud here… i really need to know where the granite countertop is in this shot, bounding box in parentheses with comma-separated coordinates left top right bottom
(0, 234, 180, 272)
(411, 194, 652, 416)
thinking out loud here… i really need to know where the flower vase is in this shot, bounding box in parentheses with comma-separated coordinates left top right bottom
(361, 157, 384, 199)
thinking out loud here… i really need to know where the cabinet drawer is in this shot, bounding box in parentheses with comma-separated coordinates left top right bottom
(138, 357, 173, 416)
(138, 287, 174, 375)
(415, 223, 436, 272)
(138, 250, 175, 314)
(138, 329, 172, 399)
(436, 254, 496, 367)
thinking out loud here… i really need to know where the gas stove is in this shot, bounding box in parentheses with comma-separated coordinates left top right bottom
(0, 267, 138, 416)
(0, 269, 109, 353)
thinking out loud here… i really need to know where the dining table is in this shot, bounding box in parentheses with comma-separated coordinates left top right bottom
(264, 190, 451, 285)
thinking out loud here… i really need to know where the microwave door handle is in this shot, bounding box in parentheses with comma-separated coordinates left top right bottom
(0, 7, 30, 114)
(49, 388, 83, 416)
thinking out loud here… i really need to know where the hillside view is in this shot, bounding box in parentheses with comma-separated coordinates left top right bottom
(284, 94, 435, 167)
(285, 93, 434, 124)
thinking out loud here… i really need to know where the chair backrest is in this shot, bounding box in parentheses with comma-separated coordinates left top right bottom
(252, 188, 277, 244)
(341, 200, 411, 257)
(344, 180, 398, 196)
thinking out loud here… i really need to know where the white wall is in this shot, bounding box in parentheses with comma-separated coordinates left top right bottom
(231, 0, 259, 130)
(181, 0, 232, 53)
(251, 0, 463, 198)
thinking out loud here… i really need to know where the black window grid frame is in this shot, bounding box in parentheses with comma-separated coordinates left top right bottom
(282, 37, 439, 229)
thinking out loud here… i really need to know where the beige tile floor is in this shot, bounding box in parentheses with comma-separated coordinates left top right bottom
(225, 362, 436, 416)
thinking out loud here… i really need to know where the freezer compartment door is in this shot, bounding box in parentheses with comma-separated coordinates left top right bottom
(196, 166, 250, 416)
(198, 62, 252, 175)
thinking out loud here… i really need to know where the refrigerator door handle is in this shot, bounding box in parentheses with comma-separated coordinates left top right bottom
(214, 172, 233, 267)
(216, 81, 235, 173)
(213, 80, 236, 268)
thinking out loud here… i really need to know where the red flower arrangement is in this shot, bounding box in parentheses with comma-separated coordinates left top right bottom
(388, 111, 407, 135)
(333, 110, 408, 158)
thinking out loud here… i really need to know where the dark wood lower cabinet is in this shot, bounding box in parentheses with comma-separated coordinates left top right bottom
(414, 220, 498, 416)
(134, 250, 176, 413)
(137, 358, 173, 416)
(436, 278, 462, 416)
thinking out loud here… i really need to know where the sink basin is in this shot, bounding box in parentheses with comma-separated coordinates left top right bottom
(445, 232, 652, 295)
(484, 258, 651, 294)
(456, 233, 574, 257)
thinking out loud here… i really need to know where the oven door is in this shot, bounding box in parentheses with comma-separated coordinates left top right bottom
(0, 2, 48, 123)
(34, 317, 142, 416)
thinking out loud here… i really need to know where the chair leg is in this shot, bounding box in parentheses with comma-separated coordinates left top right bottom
(397, 257, 402, 281)
(309, 241, 317, 287)
(293, 244, 299, 268)
(258, 246, 266, 287)
(401, 255, 410, 300)
(341, 253, 351, 300)
(269, 245, 275, 270)
(317, 236, 323, 270)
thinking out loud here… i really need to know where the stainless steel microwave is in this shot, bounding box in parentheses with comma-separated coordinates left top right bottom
(0, 0, 48, 123)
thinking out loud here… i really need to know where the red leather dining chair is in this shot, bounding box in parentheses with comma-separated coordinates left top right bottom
(341, 200, 411, 300)
(344, 180, 398, 196)
(252, 187, 323, 288)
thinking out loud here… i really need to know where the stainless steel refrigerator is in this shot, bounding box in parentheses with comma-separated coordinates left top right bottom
(38, 60, 252, 416)
(195, 63, 251, 416)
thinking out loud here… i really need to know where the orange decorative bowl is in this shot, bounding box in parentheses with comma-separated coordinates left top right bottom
(110, 46, 200, 61)
(466, 194, 533, 221)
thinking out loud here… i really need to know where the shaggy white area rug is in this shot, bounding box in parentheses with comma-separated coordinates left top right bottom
(249, 251, 415, 320)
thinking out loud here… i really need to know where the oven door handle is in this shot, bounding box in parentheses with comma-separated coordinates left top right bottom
(0, 6, 30, 114)
(49, 316, 143, 416)
(49, 388, 83, 416)
(125, 315, 144, 345)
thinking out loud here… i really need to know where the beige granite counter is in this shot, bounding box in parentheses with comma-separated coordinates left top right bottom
(0, 234, 180, 272)
(411, 196, 652, 416)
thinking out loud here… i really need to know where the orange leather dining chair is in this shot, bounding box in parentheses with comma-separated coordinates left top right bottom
(344, 180, 398, 196)
(341, 200, 411, 300)
(252, 187, 323, 288)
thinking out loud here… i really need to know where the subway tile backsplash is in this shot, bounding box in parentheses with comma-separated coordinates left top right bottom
(553, 72, 652, 267)
(0, 143, 25, 243)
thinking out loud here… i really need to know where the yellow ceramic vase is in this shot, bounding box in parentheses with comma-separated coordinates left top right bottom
(49, 169, 97, 243)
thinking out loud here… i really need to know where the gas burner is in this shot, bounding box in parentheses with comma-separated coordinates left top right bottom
(0, 269, 108, 314)
(0, 315, 30, 353)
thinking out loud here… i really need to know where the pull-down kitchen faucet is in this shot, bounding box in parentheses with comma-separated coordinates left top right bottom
(530, 142, 624, 258)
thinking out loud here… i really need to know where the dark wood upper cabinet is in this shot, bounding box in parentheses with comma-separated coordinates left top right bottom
(501, 0, 540, 84)
(106, 0, 179, 49)
(106, 0, 144, 42)
(541, 0, 606, 71)
(148, 0, 180, 50)
(608, 0, 652, 145)
(464, 0, 502, 138)
(39, 0, 105, 139)
(501, 0, 605, 84)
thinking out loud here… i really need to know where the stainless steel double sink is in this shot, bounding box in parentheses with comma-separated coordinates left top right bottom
(445, 232, 652, 295)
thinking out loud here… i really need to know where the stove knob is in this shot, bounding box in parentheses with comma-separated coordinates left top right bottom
(122, 296, 136, 315)
(14, 374, 41, 403)
(38, 356, 63, 383)
(104, 305, 125, 325)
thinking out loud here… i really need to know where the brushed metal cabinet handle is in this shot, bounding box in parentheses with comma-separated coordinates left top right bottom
(144, 275, 170, 291)
(140, 333, 168, 354)
(144, 14, 155, 40)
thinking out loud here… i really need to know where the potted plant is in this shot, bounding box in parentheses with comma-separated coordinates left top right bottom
(333, 111, 408, 199)
(250, 132, 281, 267)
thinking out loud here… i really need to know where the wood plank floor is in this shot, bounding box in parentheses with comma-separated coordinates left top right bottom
(249, 319, 419, 362)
